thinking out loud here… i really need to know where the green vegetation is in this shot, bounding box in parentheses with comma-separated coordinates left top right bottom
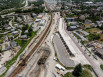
(84, 28, 101, 34)
(0, 38, 3, 44)
(64, 72, 75, 77)
(83, 65, 93, 71)
(15, 7, 45, 14)
(15, 40, 27, 47)
(73, 33, 81, 39)
(73, 63, 83, 77)
(64, 64, 93, 77)
(100, 64, 103, 71)
(0, 0, 25, 11)
(64, 70, 93, 77)
(28, 1, 44, 7)
(0, 45, 2, 52)
(14, 34, 19, 38)
(79, 69, 93, 77)
(87, 33, 100, 41)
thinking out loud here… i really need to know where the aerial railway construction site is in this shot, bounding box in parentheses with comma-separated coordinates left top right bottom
(8, 3, 53, 77)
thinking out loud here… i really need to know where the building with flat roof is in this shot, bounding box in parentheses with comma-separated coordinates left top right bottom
(40, 20, 46, 26)
(95, 48, 103, 59)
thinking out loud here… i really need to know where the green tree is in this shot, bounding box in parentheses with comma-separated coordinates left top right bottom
(64, 72, 75, 77)
(28, 26, 33, 36)
(72, 63, 83, 77)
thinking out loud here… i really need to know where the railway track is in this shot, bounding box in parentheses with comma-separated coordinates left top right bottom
(8, 4, 53, 77)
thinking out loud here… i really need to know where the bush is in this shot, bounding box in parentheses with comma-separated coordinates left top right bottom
(72, 63, 83, 77)
(87, 33, 100, 41)
(100, 64, 103, 71)
(79, 69, 93, 77)
(64, 72, 75, 77)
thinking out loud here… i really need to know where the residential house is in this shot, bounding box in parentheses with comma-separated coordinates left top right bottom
(10, 41, 17, 48)
(40, 20, 46, 26)
(21, 35, 27, 39)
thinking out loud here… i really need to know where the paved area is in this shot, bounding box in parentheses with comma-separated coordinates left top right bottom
(53, 34, 75, 67)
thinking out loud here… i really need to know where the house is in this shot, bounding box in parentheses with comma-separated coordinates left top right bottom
(67, 25, 78, 31)
(18, 25, 23, 28)
(21, 35, 27, 39)
(35, 19, 41, 22)
(84, 19, 92, 24)
(5, 27, 11, 30)
(9, 35, 14, 40)
(91, 23, 97, 28)
(3, 36, 8, 42)
(96, 21, 103, 27)
(69, 22, 78, 26)
(95, 48, 103, 59)
(17, 17, 22, 22)
(84, 19, 93, 28)
(83, 2, 93, 6)
(3, 25, 9, 28)
(66, 18, 75, 22)
(11, 29, 15, 32)
(37, 15, 43, 19)
(40, 20, 46, 26)
(10, 41, 17, 48)
(12, 31, 19, 35)
(32, 13, 37, 18)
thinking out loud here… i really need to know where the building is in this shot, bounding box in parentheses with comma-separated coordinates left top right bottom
(67, 26, 78, 31)
(32, 13, 37, 18)
(95, 48, 103, 59)
(40, 20, 46, 26)
(35, 19, 41, 22)
(21, 35, 27, 39)
(12, 31, 19, 35)
(10, 41, 17, 48)
(66, 18, 75, 22)
(37, 15, 43, 19)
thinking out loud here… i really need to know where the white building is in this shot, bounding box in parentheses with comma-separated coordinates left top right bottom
(40, 20, 46, 26)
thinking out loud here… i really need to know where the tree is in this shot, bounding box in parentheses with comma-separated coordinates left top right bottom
(87, 34, 100, 41)
(28, 26, 33, 36)
(64, 72, 75, 77)
(72, 63, 83, 77)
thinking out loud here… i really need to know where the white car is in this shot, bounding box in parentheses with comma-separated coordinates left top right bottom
(53, 57, 57, 61)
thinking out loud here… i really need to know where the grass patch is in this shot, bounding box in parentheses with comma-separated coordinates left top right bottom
(100, 64, 103, 71)
(15, 39, 27, 47)
(83, 65, 93, 71)
(84, 28, 101, 35)
(79, 69, 93, 77)
(64, 72, 75, 77)
(0, 38, 3, 44)
(0, 45, 2, 52)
